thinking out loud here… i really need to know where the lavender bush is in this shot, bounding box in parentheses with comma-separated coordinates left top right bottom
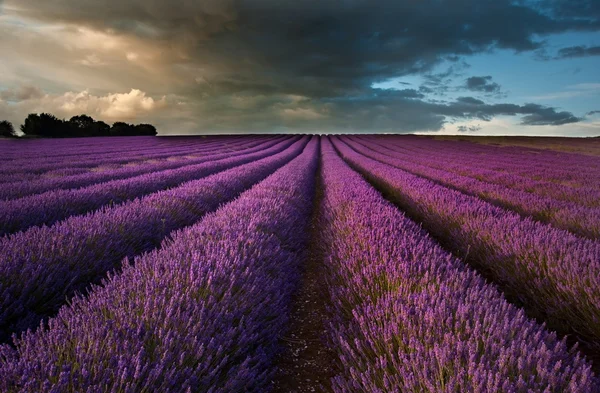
(0, 138, 308, 342)
(332, 136, 600, 355)
(0, 137, 299, 235)
(319, 137, 596, 392)
(0, 137, 319, 392)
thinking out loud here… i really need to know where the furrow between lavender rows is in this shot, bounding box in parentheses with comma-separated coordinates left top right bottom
(0, 136, 286, 201)
(332, 136, 600, 358)
(0, 137, 309, 343)
(0, 136, 298, 236)
(356, 135, 600, 208)
(346, 137, 600, 239)
(319, 137, 596, 392)
(0, 137, 319, 392)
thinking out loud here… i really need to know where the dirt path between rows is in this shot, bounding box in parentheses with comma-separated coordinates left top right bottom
(271, 176, 336, 392)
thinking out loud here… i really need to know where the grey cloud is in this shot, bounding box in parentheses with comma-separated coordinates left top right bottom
(457, 125, 483, 132)
(435, 100, 581, 125)
(384, 89, 425, 99)
(0, 85, 45, 102)
(456, 97, 486, 105)
(419, 61, 471, 95)
(555, 45, 600, 59)
(518, 105, 581, 125)
(536, 0, 600, 21)
(465, 76, 501, 93)
(587, 110, 600, 115)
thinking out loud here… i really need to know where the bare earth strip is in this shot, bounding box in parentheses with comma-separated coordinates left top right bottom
(271, 173, 336, 393)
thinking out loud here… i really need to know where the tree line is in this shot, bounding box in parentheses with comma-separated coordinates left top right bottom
(0, 114, 157, 138)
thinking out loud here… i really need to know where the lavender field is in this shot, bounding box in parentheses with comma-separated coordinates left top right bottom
(0, 135, 599, 392)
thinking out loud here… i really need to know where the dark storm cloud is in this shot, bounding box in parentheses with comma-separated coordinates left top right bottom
(518, 105, 581, 125)
(456, 97, 486, 105)
(588, 110, 600, 115)
(555, 45, 600, 59)
(432, 98, 580, 126)
(390, 89, 425, 99)
(536, 0, 600, 21)
(465, 76, 501, 93)
(9, 0, 600, 97)
(4, 0, 598, 132)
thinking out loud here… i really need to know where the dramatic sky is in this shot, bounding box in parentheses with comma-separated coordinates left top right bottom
(1, 0, 599, 136)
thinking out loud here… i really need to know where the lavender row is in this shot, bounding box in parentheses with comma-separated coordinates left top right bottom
(0, 137, 319, 392)
(0, 135, 161, 155)
(0, 136, 267, 193)
(356, 135, 600, 188)
(0, 136, 251, 175)
(0, 140, 208, 172)
(0, 137, 298, 236)
(391, 136, 600, 203)
(0, 137, 308, 343)
(346, 137, 600, 238)
(0, 138, 251, 185)
(0, 136, 250, 176)
(393, 135, 600, 174)
(0, 138, 229, 183)
(358, 136, 600, 208)
(378, 135, 600, 185)
(319, 137, 595, 392)
(332, 137, 600, 356)
(0, 136, 285, 233)
(0, 136, 217, 162)
(0, 136, 284, 200)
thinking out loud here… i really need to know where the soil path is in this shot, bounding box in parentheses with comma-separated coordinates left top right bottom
(271, 178, 336, 392)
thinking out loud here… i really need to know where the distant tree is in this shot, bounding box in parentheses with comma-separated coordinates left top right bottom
(20, 113, 157, 137)
(69, 115, 95, 131)
(21, 113, 69, 138)
(110, 122, 136, 136)
(68, 115, 111, 137)
(0, 120, 16, 138)
(94, 121, 111, 137)
(39, 113, 68, 138)
(135, 124, 158, 136)
(20, 114, 42, 137)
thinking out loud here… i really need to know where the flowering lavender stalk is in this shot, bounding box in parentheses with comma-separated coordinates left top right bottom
(0, 136, 285, 200)
(0, 137, 309, 343)
(0, 137, 299, 236)
(319, 137, 596, 392)
(331, 136, 600, 356)
(0, 137, 318, 392)
(345, 136, 600, 238)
